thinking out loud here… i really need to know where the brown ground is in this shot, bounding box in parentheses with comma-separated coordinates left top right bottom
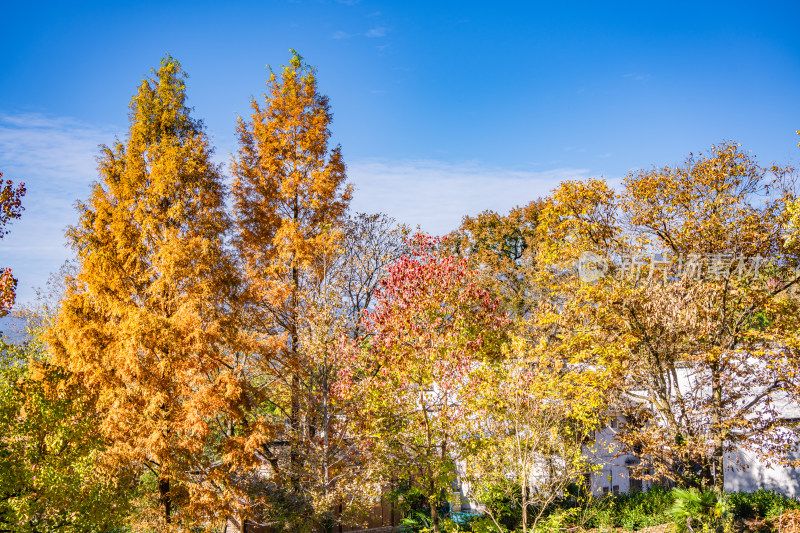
(636, 524, 674, 533)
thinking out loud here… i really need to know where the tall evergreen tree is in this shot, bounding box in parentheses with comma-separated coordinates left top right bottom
(50, 57, 245, 529)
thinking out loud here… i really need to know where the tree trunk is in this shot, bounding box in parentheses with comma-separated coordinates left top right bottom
(290, 195, 301, 492)
(522, 482, 528, 533)
(711, 363, 725, 493)
(430, 499, 440, 533)
(159, 477, 171, 524)
(290, 259, 301, 491)
(429, 473, 441, 533)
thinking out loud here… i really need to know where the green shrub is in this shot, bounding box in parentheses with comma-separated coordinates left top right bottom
(399, 509, 433, 533)
(390, 485, 430, 516)
(669, 487, 731, 533)
(439, 518, 463, 533)
(728, 489, 800, 520)
(616, 486, 674, 530)
(463, 486, 800, 532)
(578, 486, 673, 530)
(535, 507, 585, 533)
(474, 481, 522, 531)
(468, 515, 509, 533)
(584, 506, 615, 530)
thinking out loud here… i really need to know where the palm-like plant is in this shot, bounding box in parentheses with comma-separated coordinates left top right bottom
(669, 487, 731, 533)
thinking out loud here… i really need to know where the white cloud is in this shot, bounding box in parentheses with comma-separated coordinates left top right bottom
(365, 27, 387, 38)
(347, 159, 594, 236)
(0, 112, 614, 306)
(0, 112, 120, 304)
(331, 26, 388, 40)
(0, 112, 117, 186)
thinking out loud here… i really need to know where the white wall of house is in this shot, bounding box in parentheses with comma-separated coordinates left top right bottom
(723, 393, 800, 496)
(588, 413, 800, 497)
(586, 414, 654, 496)
(456, 411, 800, 506)
(724, 446, 800, 497)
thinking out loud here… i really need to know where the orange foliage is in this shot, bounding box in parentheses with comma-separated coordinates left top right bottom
(775, 510, 800, 533)
(49, 57, 245, 529)
(448, 200, 543, 317)
(231, 50, 355, 527)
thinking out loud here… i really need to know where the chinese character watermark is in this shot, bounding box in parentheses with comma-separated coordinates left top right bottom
(576, 251, 768, 284)
(577, 251, 609, 283)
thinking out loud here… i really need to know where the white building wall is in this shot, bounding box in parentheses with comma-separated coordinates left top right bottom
(588, 414, 800, 497)
(724, 447, 800, 497)
(586, 414, 653, 496)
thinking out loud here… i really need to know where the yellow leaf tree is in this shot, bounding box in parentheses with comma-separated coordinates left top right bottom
(49, 56, 245, 529)
(448, 201, 543, 318)
(462, 332, 607, 533)
(537, 142, 800, 492)
(449, 201, 608, 532)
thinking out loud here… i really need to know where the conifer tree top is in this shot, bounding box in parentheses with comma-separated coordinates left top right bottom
(129, 55, 201, 147)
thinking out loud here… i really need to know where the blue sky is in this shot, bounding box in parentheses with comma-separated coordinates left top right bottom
(1, 0, 799, 304)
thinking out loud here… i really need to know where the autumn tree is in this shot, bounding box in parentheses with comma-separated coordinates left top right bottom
(233, 213, 408, 531)
(231, 50, 353, 529)
(0, 173, 25, 319)
(0, 327, 134, 532)
(342, 235, 509, 533)
(338, 212, 410, 338)
(448, 201, 543, 317)
(461, 331, 607, 533)
(537, 142, 800, 492)
(49, 56, 245, 529)
(283, 212, 409, 530)
(449, 201, 609, 533)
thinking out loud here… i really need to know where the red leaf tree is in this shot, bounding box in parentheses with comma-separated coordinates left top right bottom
(0, 173, 25, 318)
(342, 235, 509, 533)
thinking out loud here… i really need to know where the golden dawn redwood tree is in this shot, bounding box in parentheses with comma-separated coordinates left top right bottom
(50, 57, 245, 528)
(231, 50, 353, 525)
